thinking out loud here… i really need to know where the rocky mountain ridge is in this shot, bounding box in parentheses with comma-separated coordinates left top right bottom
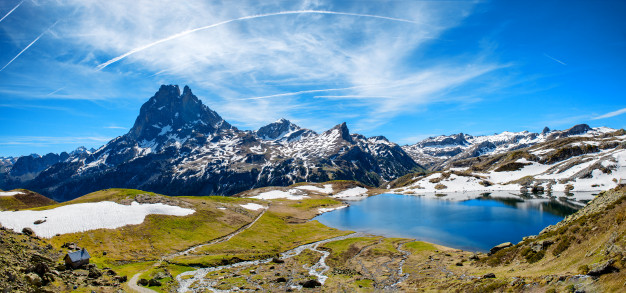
(0, 85, 421, 201)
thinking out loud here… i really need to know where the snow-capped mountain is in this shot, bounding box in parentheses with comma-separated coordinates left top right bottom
(392, 127, 626, 202)
(255, 118, 315, 141)
(0, 85, 422, 201)
(402, 125, 617, 170)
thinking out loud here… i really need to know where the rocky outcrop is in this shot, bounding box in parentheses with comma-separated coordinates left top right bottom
(0, 227, 124, 292)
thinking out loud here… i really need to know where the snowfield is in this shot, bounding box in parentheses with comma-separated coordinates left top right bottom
(0, 201, 195, 238)
(240, 203, 266, 210)
(0, 191, 24, 196)
(295, 184, 334, 194)
(251, 189, 309, 200)
(332, 187, 369, 200)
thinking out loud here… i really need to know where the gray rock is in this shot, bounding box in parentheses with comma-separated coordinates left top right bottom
(483, 273, 496, 279)
(489, 242, 513, 255)
(25, 273, 42, 286)
(588, 260, 617, 276)
(21, 227, 35, 236)
(302, 279, 322, 288)
(148, 278, 162, 286)
(114, 275, 127, 283)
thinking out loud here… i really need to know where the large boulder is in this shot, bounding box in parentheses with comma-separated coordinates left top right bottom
(148, 278, 162, 286)
(302, 279, 322, 288)
(22, 227, 35, 236)
(588, 260, 617, 276)
(25, 273, 42, 286)
(489, 242, 513, 255)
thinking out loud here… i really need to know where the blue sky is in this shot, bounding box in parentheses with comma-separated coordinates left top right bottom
(0, 0, 624, 157)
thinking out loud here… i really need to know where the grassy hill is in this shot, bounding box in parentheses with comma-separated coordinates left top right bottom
(470, 185, 626, 292)
(0, 189, 57, 210)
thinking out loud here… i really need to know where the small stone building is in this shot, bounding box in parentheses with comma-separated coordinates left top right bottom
(64, 248, 90, 269)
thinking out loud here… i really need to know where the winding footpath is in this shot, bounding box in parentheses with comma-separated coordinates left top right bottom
(176, 232, 366, 292)
(128, 207, 268, 293)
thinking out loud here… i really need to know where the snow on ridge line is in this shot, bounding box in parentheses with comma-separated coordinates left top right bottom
(251, 190, 309, 200)
(0, 201, 195, 238)
(240, 203, 266, 210)
(0, 191, 24, 197)
(295, 184, 333, 194)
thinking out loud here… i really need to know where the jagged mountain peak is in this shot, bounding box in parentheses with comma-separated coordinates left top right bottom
(566, 123, 591, 135)
(256, 118, 305, 141)
(323, 122, 352, 143)
(128, 84, 231, 141)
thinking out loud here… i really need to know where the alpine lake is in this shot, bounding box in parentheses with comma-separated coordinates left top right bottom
(314, 191, 594, 252)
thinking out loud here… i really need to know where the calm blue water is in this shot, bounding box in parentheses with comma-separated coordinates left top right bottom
(314, 193, 580, 252)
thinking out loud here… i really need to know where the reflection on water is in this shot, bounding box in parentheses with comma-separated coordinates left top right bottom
(314, 192, 584, 252)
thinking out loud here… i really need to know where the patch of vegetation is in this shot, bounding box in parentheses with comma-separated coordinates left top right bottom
(494, 162, 531, 172)
(552, 236, 573, 256)
(434, 183, 447, 190)
(525, 250, 545, 263)
(541, 144, 599, 165)
(172, 211, 349, 267)
(288, 198, 342, 210)
(388, 172, 427, 189)
(578, 264, 590, 274)
(403, 241, 436, 253)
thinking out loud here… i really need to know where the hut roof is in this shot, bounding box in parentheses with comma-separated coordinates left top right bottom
(66, 248, 90, 262)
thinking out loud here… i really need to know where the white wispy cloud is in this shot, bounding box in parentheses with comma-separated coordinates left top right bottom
(103, 126, 126, 130)
(0, 136, 112, 146)
(593, 107, 626, 120)
(10, 0, 502, 131)
(96, 10, 420, 71)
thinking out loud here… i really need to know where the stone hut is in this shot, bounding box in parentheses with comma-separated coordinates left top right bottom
(64, 248, 90, 269)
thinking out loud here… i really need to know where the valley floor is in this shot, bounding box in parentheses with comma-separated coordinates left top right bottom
(0, 182, 624, 292)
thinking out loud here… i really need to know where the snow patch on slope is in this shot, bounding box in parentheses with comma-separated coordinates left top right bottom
(251, 190, 309, 200)
(332, 187, 369, 200)
(0, 191, 24, 197)
(0, 201, 194, 238)
(295, 184, 333, 194)
(239, 203, 266, 211)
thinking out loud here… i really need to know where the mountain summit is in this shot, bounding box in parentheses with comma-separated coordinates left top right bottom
(129, 85, 231, 141)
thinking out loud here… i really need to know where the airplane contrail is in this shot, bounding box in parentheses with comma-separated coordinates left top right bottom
(96, 10, 419, 71)
(239, 85, 369, 100)
(544, 53, 567, 66)
(0, 0, 23, 24)
(0, 22, 56, 72)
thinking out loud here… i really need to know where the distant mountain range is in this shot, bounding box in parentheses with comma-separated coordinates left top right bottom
(0, 85, 622, 201)
(402, 124, 617, 169)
